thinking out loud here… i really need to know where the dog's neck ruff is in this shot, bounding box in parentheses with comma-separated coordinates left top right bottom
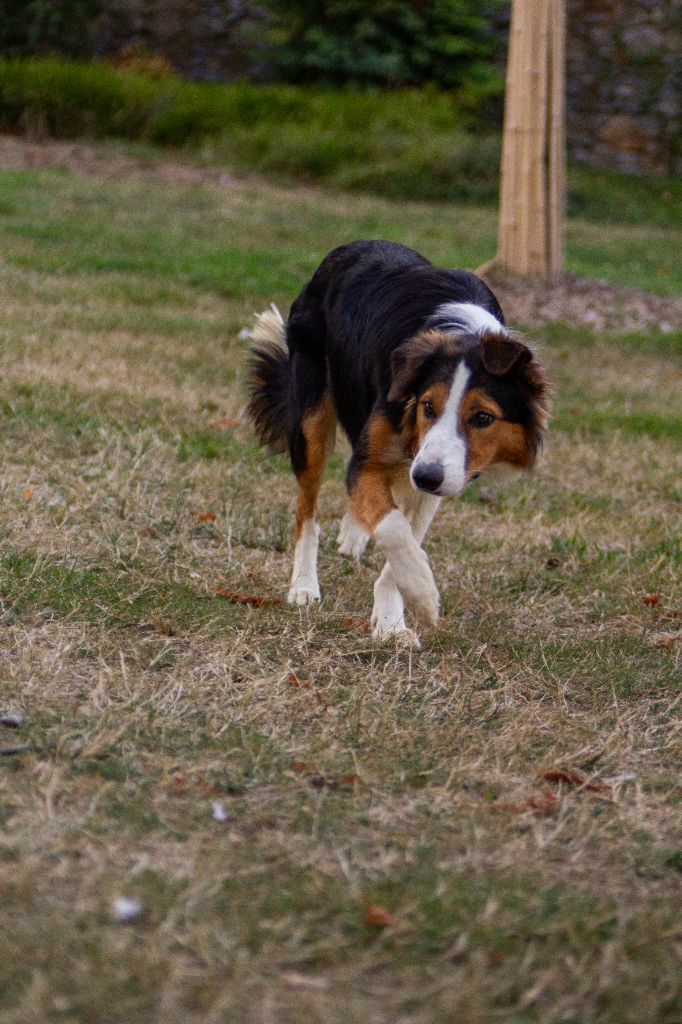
(428, 301, 505, 336)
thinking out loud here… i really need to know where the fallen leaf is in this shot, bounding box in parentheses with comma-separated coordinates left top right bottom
(22, 486, 34, 501)
(650, 632, 680, 650)
(287, 672, 311, 688)
(344, 616, 370, 633)
(195, 512, 217, 523)
(542, 768, 611, 793)
(364, 905, 398, 928)
(140, 526, 159, 538)
(491, 790, 557, 816)
(212, 416, 240, 430)
(642, 594, 662, 607)
(291, 760, 311, 773)
(216, 589, 282, 607)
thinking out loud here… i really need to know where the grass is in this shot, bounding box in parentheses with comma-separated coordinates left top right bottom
(1, 57, 682, 223)
(0, 147, 680, 1024)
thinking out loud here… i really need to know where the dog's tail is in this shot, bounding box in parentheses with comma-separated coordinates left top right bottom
(245, 303, 289, 454)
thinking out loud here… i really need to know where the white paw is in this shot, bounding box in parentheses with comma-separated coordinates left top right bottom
(337, 512, 370, 561)
(373, 510, 440, 627)
(287, 578, 321, 606)
(370, 573, 421, 647)
(371, 619, 421, 648)
(392, 554, 440, 627)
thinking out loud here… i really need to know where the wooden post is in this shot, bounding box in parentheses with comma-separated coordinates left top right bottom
(481, 0, 566, 281)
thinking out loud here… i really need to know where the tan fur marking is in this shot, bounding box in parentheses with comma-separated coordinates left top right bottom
(366, 412, 405, 465)
(414, 381, 450, 450)
(460, 389, 532, 475)
(349, 468, 395, 533)
(459, 389, 504, 423)
(294, 395, 336, 541)
(348, 412, 408, 533)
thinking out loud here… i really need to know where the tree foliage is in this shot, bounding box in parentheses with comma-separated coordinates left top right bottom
(265, 0, 505, 92)
(0, 0, 101, 58)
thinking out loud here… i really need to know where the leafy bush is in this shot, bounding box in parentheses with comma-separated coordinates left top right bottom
(265, 0, 505, 97)
(0, 57, 501, 202)
(0, 0, 100, 59)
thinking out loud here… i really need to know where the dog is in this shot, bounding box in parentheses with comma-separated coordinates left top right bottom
(246, 240, 549, 644)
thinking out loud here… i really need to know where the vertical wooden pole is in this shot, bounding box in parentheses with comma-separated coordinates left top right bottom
(547, 0, 566, 277)
(483, 0, 566, 281)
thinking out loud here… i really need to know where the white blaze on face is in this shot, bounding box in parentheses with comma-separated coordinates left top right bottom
(410, 361, 471, 497)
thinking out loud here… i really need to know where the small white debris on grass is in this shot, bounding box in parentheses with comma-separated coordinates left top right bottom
(0, 712, 26, 729)
(604, 772, 637, 786)
(238, 327, 251, 341)
(113, 896, 142, 923)
(211, 801, 229, 822)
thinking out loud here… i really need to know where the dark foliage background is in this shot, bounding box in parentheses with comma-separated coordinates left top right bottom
(0, 0, 505, 98)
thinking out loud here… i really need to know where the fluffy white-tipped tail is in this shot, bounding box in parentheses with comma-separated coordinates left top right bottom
(250, 303, 286, 350)
(245, 303, 290, 454)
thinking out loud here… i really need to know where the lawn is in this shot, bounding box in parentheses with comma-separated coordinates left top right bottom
(0, 144, 680, 1024)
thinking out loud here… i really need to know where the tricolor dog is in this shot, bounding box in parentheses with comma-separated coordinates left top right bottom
(247, 240, 549, 644)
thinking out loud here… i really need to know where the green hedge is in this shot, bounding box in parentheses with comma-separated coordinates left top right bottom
(0, 57, 501, 202)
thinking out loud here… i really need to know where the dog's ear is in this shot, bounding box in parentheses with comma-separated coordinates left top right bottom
(480, 331, 532, 376)
(388, 333, 441, 403)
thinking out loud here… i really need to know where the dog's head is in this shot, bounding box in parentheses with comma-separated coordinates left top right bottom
(388, 328, 550, 497)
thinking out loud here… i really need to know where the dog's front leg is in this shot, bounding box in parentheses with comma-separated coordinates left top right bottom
(373, 510, 439, 626)
(371, 562, 421, 646)
(350, 466, 439, 628)
(370, 488, 441, 643)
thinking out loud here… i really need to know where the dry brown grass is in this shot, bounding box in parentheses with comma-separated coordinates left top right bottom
(0, 142, 680, 1024)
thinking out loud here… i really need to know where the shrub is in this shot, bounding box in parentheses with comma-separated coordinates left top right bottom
(0, 57, 501, 202)
(265, 0, 505, 98)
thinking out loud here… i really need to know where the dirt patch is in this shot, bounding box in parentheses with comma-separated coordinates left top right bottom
(0, 132, 231, 188)
(483, 267, 681, 334)
(1, 131, 680, 334)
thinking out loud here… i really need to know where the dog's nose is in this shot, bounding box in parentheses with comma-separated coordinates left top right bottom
(412, 463, 444, 493)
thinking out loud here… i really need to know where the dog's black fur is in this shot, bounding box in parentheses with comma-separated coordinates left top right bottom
(247, 240, 549, 636)
(251, 240, 504, 462)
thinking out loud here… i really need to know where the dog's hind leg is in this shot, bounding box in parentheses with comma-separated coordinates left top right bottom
(288, 392, 336, 606)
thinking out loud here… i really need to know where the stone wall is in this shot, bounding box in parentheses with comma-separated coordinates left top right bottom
(565, 0, 681, 174)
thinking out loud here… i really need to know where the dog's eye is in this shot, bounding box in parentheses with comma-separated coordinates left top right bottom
(421, 399, 436, 419)
(470, 411, 495, 428)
